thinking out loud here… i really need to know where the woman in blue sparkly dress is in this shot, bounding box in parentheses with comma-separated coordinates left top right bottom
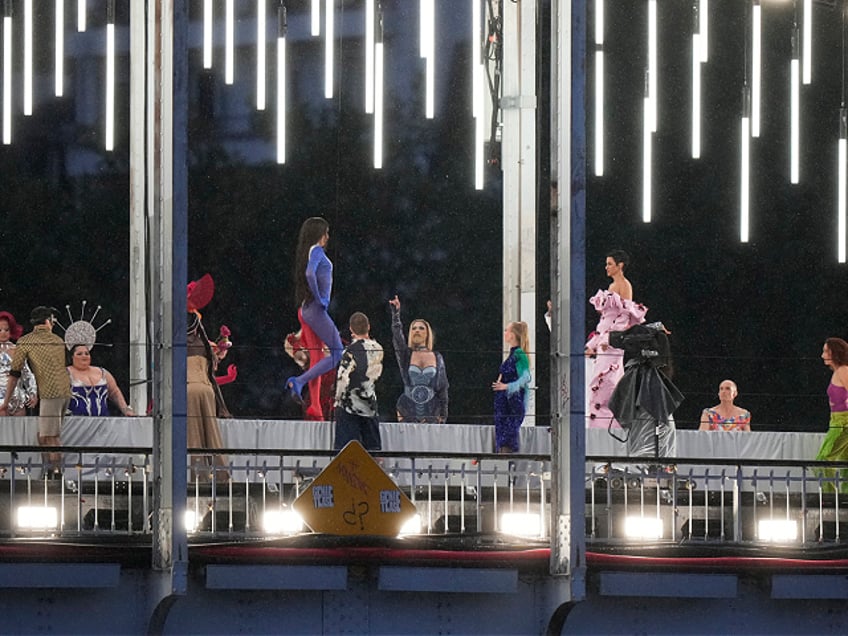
(492, 322, 532, 453)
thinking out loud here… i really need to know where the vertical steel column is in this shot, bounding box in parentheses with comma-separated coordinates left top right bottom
(148, 0, 188, 594)
(549, 0, 586, 601)
(129, 0, 148, 413)
(501, 0, 537, 416)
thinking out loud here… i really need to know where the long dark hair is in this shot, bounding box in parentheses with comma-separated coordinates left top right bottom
(294, 217, 329, 306)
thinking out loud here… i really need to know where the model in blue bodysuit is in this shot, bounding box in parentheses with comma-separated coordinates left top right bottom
(286, 218, 344, 404)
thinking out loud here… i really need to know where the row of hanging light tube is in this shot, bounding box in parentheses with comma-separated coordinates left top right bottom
(597, 0, 845, 261)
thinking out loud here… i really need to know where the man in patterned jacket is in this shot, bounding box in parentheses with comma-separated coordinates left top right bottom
(333, 312, 384, 452)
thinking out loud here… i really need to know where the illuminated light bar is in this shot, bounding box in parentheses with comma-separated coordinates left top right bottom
(276, 4, 287, 164)
(203, 0, 212, 68)
(374, 6, 384, 169)
(595, 49, 605, 174)
(398, 514, 422, 536)
(24, 0, 32, 115)
(752, 1, 761, 137)
(594, 0, 604, 175)
(257, 0, 266, 110)
(365, 0, 374, 113)
(500, 513, 541, 538)
(758, 519, 798, 543)
(475, 65, 485, 189)
(624, 515, 663, 540)
(692, 33, 700, 159)
(77, 0, 85, 32)
(839, 109, 846, 263)
(105, 0, 115, 150)
(424, 0, 434, 119)
(2, 11, 10, 144)
(225, 0, 234, 85)
(790, 55, 800, 184)
(324, 0, 334, 98)
(55, 0, 64, 96)
(642, 93, 652, 223)
(741, 114, 750, 243)
(311, 0, 320, 36)
(802, 0, 811, 85)
(648, 0, 657, 132)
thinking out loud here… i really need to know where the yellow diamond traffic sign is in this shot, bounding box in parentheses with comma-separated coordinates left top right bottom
(292, 440, 417, 536)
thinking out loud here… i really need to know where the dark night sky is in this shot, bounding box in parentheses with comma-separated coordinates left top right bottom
(1, 1, 846, 433)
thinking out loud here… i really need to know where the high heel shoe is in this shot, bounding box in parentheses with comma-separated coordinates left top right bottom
(285, 376, 304, 405)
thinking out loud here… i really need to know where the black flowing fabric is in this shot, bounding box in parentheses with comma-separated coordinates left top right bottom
(608, 324, 684, 458)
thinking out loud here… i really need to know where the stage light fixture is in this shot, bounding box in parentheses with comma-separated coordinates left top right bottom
(17, 506, 58, 530)
(839, 124, 845, 263)
(263, 509, 303, 535)
(623, 515, 663, 540)
(185, 510, 199, 532)
(500, 512, 542, 538)
(256, 0, 266, 110)
(225, 0, 234, 84)
(475, 65, 485, 189)
(77, 0, 85, 32)
(324, 0, 334, 99)
(424, 0, 434, 119)
(105, 0, 115, 151)
(741, 111, 751, 243)
(642, 86, 652, 222)
(55, 0, 64, 97)
(203, 0, 212, 68)
(374, 13, 384, 169)
(758, 518, 798, 542)
(399, 513, 422, 536)
(594, 0, 604, 175)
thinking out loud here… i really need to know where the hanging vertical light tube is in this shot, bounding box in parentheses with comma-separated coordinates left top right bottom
(594, 0, 604, 175)
(752, 0, 761, 137)
(741, 87, 751, 243)
(365, 0, 374, 113)
(105, 0, 115, 151)
(802, 0, 811, 84)
(839, 109, 846, 263)
(699, 0, 708, 63)
(472, 0, 484, 189)
(311, 0, 320, 36)
(643, 72, 652, 222)
(424, 0, 434, 119)
(472, 0, 481, 118)
(225, 0, 234, 84)
(23, 0, 32, 116)
(55, 0, 64, 97)
(648, 0, 657, 132)
(77, 0, 85, 32)
(276, 3, 287, 165)
(691, 3, 700, 159)
(203, 0, 212, 68)
(374, 6, 384, 169)
(257, 0, 266, 110)
(324, 0, 334, 98)
(2, 0, 11, 144)
(791, 25, 800, 184)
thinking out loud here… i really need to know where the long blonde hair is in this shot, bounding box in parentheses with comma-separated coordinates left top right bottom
(508, 321, 530, 352)
(408, 319, 434, 350)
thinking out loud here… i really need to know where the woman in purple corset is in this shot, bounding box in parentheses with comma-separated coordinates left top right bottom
(285, 217, 344, 405)
(816, 337, 848, 492)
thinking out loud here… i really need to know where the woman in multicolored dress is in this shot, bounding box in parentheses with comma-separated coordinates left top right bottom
(492, 321, 532, 453)
(0, 311, 37, 416)
(698, 380, 752, 431)
(816, 337, 848, 492)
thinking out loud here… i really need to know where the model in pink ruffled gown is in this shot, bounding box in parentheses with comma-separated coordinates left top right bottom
(585, 251, 647, 429)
